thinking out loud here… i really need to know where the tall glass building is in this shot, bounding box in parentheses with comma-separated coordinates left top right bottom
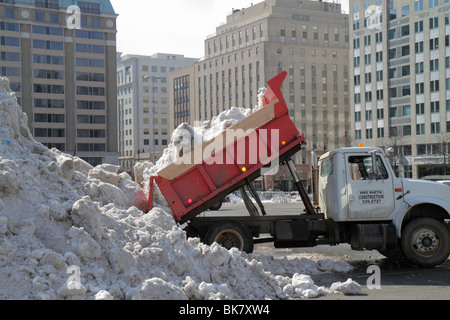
(350, 0, 450, 178)
(0, 0, 118, 166)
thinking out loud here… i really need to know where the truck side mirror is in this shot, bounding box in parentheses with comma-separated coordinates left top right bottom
(370, 151, 379, 180)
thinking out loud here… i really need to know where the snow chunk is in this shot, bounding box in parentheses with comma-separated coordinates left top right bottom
(126, 278, 187, 300)
(330, 278, 362, 295)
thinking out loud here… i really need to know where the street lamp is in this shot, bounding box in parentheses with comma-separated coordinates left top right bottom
(137, 148, 144, 162)
(144, 75, 162, 164)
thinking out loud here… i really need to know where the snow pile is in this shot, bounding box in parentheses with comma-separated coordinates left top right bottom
(0, 77, 359, 300)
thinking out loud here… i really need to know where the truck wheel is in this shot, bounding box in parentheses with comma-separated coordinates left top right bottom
(184, 224, 202, 240)
(400, 218, 450, 267)
(204, 220, 254, 253)
(209, 201, 222, 211)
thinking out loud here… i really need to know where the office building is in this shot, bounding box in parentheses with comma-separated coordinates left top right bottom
(117, 53, 197, 172)
(170, 0, 350, 190)
(0, 0, 118, 166)
(350, 0, 450, 178)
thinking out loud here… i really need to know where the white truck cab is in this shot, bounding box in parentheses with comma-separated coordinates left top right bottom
(318, 147, 450, 267)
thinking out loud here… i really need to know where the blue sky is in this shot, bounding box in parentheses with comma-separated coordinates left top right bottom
(110, 0, 349, 58)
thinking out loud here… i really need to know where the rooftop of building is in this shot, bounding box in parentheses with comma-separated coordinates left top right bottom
(9, 0, 115, 15)
(212, 0, 346, 38)
(117, 52, 199, 62)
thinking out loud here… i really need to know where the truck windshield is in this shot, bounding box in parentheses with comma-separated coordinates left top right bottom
(348, 155, 388, 180)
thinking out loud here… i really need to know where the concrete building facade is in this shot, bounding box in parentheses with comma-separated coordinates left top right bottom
(117, 53, 197, 173)
(170, 0, 350, 190)
(0, 0, 118, 166)
(350, 0, 450, 178)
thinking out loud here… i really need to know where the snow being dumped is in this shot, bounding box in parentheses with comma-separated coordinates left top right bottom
(0, 77, 360, 300)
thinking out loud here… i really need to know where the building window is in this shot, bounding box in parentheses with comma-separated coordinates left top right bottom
(431, 101, 440, 113)
(4, 8, 14, 19)
(430, 16, 439, 29)
(34, 113, 65, 123)
(401, 45, 410, 56)
(414, 0, 424, 12)
(415, 21, 424, 33)
(78, 2, 100, 14)
(389, 107, 398, 118)
(32, 25, 63, 36)
(0, 36, 19, 47)
(34, 99, 64, 109)
(35, 0, 59, 9)
(377, 127, 384, 138)
(402, 5, 410, 17)
(430, 80, 439, 92)
(75, 30, 104, 40)
(33, 84, 64, 94)
(416, 124, 425, 135)
(430, 38, 439, 50)
(402, 85, 411, 96)
(35, 11, 45, 22)
(403, 125, 411, 136)
(35, 128, 65, 138)
(431, 122, 440, 134)
(33, 54, 63, 65)
(401, 25, 410, 37)
(415, 82, 425, 94)
(33, 39, 63, 51)
(415, 41, 424, 53)
(77, 115, 105, 124)
(416, 103, 425, 114)
(76, 58, 104, 68)
(77, 144, 106, 152)
(429, 0, 439, 8)
(403, 105, 411, 116)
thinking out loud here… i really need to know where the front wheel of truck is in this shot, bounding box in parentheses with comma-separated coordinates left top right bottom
(400, 217, 450, 267)
(204, 220, 254, 254)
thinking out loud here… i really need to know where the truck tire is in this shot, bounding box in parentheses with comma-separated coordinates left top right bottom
(209, 201, 222, 211)
(400, 217, 450, 267)
(184, 224, 202, 240)
(204, 220, 254, 253)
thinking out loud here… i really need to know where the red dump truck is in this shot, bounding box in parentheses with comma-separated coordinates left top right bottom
(148, 72, 450, 267)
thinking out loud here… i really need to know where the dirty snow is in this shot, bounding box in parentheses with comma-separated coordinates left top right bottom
(0, 77, 360, 300)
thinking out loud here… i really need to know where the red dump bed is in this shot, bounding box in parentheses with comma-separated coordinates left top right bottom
(148, 72, 305, 223)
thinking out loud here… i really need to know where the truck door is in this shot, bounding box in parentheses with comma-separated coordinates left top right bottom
(346, 154, 395, 219)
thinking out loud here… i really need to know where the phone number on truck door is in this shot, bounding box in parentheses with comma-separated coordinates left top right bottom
(358, 190, 384, 204)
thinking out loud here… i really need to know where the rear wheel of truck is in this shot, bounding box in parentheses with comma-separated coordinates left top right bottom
(204, 220, 254, 253)
(400, 217, 450, 267)
(209, 201, 222, 211)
